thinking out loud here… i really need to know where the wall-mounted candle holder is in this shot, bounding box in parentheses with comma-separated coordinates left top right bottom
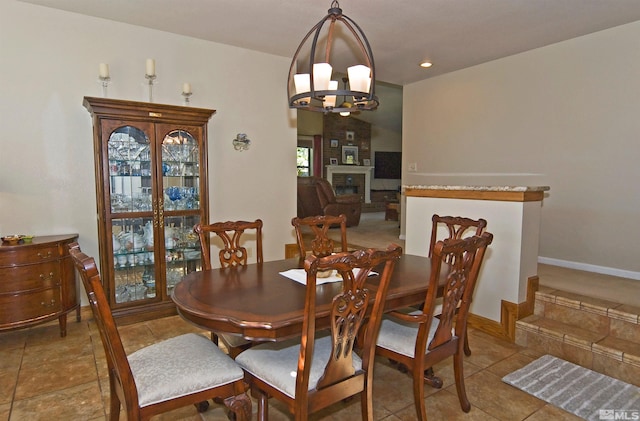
(145, 74, 157, 103)
(182, 91, 192, 106)
(98, 76, 111, 98)
(233, 133, 251, 151)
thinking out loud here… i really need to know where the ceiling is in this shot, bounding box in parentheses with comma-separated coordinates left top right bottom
(19, 0, 640, 86)
(17, 0, 640, 133)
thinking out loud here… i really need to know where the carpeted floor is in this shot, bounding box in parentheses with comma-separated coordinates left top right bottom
(338, 211, 404, 250)
(502, 354, 640, 421)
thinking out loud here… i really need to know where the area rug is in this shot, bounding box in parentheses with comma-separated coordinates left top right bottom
(502, 354, 640, 420)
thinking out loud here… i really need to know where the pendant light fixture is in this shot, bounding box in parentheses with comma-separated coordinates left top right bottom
(287, 0, 379, 114)
(338, 77, 360, 117)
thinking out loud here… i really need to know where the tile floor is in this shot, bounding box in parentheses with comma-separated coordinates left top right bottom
(2, 212, 637, 420)
(1, 306, 584, 421)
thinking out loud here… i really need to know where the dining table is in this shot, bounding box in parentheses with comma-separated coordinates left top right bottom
(171, 253, 433, 342)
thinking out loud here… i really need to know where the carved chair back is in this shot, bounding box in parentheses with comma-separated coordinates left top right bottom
(375, 233, 492, 421)
(296, 244, 403, 416)
(424, 233, 492, 350)
(429, 215, 487, 262)
(291, 214, 348, 260)
(195, 219, 263, 269)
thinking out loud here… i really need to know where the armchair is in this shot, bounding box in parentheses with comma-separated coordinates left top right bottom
(297, 177, 362, 227)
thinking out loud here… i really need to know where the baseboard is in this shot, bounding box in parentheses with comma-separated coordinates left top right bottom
(538, 256, 640, 281)
(284, 243, 299, 259)
(467, 276, 539, 342)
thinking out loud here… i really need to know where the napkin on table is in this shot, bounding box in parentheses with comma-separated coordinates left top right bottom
(279, 268, 377, 285)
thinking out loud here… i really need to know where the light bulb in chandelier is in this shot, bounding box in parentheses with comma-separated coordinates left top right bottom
(287, 0, 379, 113)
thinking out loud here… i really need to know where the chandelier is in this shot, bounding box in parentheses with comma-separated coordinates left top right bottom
(287, 0, 379, 114)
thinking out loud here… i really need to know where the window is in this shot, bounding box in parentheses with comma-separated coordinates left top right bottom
(297, 147, 312, 176)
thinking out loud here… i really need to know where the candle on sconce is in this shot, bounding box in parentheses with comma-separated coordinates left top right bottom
(145, 59, 155, 76)
(99, 63, 110, 78)
(183, 83, 192, 94)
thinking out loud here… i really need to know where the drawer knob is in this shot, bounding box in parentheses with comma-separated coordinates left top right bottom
(37, 251, 52, 259)
(40, 272, 54, 281)
(41, 299, 56, 307)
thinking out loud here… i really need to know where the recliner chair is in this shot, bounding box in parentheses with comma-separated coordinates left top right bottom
(297, 177, 362, 227)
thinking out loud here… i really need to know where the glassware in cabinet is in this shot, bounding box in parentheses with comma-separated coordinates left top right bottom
(84, 97, 215, 323)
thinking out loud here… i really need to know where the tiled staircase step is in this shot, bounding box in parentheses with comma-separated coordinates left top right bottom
(534, 287, 640, 341)
(593, 336, 640, 367)
(516, 287, 640, 387)
(517, 315, 607, 350)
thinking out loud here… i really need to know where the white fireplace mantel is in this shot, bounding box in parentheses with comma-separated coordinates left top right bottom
(326, 165, 374, 203)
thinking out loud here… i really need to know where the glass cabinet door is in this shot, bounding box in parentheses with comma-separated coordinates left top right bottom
(107, 126, 153, 213)
(111, 217, 156, 303)
(85, 96, 214, 321)
(106, 125, 156, 304)
(160, 129, 203, 296)
(160, 129, 200, 211)
(164, 215, 202, 296)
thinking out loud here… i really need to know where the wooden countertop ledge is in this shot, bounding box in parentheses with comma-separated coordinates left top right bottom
(403, 185, 550, 202)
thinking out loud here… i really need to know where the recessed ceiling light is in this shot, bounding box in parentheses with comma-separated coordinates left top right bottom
(420, 61, 433, 68)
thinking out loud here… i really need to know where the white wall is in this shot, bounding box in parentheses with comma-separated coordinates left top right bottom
(402, 21, 640, 278)
(0, 1, 298, 302)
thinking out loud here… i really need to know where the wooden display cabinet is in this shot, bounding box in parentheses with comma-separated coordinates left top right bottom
(83, 97, 215, 323)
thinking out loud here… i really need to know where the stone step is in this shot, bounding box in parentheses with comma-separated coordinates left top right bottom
(515, 286, 640, 387)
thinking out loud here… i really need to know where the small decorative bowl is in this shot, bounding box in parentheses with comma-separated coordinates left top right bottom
(21, 235, 34, 244)
(1, 235, 21, 245)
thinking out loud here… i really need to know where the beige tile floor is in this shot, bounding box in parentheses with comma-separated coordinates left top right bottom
(1, 212, 636, 420)
(1, 307, 584, 421)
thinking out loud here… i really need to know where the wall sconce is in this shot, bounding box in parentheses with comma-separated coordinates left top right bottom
(233, 133, 251, 151)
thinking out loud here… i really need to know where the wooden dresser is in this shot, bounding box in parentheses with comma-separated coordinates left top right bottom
(0, 234, 80, 337)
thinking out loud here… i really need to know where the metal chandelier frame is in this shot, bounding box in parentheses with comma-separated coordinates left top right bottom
(287, 0, 379, 113)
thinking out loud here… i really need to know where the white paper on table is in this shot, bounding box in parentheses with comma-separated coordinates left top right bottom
(279, 268, 378, 286)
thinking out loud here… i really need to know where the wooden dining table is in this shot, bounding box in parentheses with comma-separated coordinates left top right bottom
(171, 254, 432, 342)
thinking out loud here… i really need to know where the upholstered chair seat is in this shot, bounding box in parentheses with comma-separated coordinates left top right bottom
(236, 333, 362, 398)
(377, 316, 441, 359)
(129, 333, 245, 407)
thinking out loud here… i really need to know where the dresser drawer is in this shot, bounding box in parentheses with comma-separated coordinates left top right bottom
(0, 245, 60, 267)
(0, 287, 62, 326)
(0, 262, 60, 294)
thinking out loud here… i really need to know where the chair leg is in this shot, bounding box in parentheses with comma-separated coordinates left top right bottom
(360, 377, 374, 421)
(224, 394, 252, 421)
(423, 367, 443, 389)
(463, 327, 471, 356)
(108, 378, 121, 421)
(256, 390, 268, 421)
(452, 351, 471, 412)
(195, 400, 210, 412)
(412, 364, 428, 421)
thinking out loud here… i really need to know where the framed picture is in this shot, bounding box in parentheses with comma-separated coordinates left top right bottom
(362, 158, 371, 166)
(329, 158, 338, 165)
(342, 146, 358, 165)
(330, 139, 339, 148)
(345, 131, 355, 141)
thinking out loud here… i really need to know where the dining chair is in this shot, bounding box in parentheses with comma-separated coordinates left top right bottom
(194, 219, 263, 269)
(194, 219, 263, 357)
(236, 244, 403, 421)
(67, 243, 251, 421)
(375, 233, 493, 421)
(291, 214, 348, 260)
(391, 215, 488, 387)
(430, 215, 487, 357)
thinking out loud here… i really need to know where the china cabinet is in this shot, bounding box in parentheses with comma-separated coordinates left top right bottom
(0, 234, 79, 336)
(83, 97, 215, 323)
